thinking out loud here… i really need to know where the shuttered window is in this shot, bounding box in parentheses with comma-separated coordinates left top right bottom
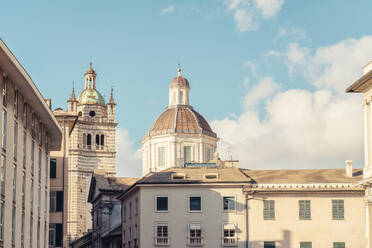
(299, 200, 311, 220)
(332, 200, 344, 220)
(263, 200, 275, 220)
(300, 242, 312, 248)
(333, 242, 345, 248)
(264, 241, 275, 248)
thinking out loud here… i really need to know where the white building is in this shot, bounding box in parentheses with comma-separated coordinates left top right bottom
(141, 66, 218, 175)
(0, 39, 62, 248)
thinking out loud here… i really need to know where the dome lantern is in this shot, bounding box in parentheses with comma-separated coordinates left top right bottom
(169, 64, 190, 107)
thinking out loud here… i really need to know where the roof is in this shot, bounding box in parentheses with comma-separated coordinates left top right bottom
(147, 105, 217, 138)
(0, 39, 62, 150)
(346, 69, 372, 93)
(78, 88, 105, 106)
(241, 168, 363, 184)
(170, 75, 190, 89)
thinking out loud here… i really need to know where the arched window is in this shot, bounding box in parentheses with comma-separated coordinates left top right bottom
(96, 135, 100, 146)
(87, 134, 91, 146)
(101, 135, 104, 146)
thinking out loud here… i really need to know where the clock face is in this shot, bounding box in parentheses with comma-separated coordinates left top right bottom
(89, 111, 96, 117)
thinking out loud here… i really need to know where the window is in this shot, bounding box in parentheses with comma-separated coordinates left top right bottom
(2, 111, 7, 150)
(23, 102, 27, 128)
(14, 89, 18, 118)
(21, 212, 25, 247)
(37, 221, 40, 248)
(135, 198, 138, 215)
(264, 241, 276, 248)
(155, 223, 169, 246)
(184, 146, 191, 163)
(205, 147, 212, 162)
(223, 196, 236, 211)
(156, 197, 168, 212)
(50, 191, 63, 212)
(129, 202, 132, 219)
(31, 141, 34, 174)
(204, 173, 219, 179)
(171, 173, 186, 180)
(2, 76, 7, 106)
(50, 158, 56, 178)
(23, 131, 26, 168)
(0, 201, 3, 242)
(30, 179, 34, 213)
(12, 207, 16, 245)
(129, 226, 132, 240)
(87, 134, 92, 146)
(0, 156, 5, 195)
(38, 123, 42, 145)
(333, 242, 345, 248)
(45, 154, 49, 184)
(95, 134, 99, 146)
(300, 242, 312, 248)
(189, 196, 201, 212)
(222, 223, 237, 246)
(101, 135, 104, 146)
(299, 200, 311, 220)
(38, 148, 41, 181)
(49, 223, 63, 247)
(89, 111, 95, 117)
(13, 164, 17, 202)
(188, 223, 202, 246)
(14, 122, 18, 159)
(263, 200, 275, 220)
(30, 215, 33, 248)
(158, 147, 165, 167)
(332, 200, 344, 220)
(123, 204, 127, 222)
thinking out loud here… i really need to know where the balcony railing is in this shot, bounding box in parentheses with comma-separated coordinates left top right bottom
(154, 237, 169, 246)
(188, 237, 203, 246)
(222, 237, 238, 246)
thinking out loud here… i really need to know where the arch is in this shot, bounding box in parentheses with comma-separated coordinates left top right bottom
(101, 135, 104, 146)
(87, 134, 92, 146)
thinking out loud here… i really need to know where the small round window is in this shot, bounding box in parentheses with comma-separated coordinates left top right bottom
(89, 111, 96, 117)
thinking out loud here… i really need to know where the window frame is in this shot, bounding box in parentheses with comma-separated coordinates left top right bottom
(332, 199, 344, 220)
(155, 196, 169, 212)
(299, 200, 311, 220)
(188, 195, 202, 212)
(223, 196, 236, 212)
(300, 242, 312, 248)
(264, 241, 276, 248)
(263, 200, 275, 220)
(157, 146, 166, 168)
(333, 242, 345, 248)
(154, 222, 169, 246)
(222, 223, 237, 246)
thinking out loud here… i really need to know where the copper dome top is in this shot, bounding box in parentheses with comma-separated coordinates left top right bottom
(148, 106, 217, 138)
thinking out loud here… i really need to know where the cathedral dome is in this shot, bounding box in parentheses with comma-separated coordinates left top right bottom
(78, 88, 105, 106)
(148, 105, 217, 138)
(170, 75, 190, 89)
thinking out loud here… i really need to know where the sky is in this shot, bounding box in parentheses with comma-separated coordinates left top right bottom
(1, 0, 372, 177)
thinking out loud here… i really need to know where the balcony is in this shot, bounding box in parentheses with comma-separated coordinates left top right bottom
(154, 237, 169, 246)
(222, 237, 238, 247)
(188, 237, 203, 246)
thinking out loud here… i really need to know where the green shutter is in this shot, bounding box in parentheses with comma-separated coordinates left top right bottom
(299, 200, 311, 220)
(264, 200, 275, 220)
(300, 242, 312, 248)
(264, 241, 275, 248)
(332, 200, 344, 220)
(333, 242, 345, 248)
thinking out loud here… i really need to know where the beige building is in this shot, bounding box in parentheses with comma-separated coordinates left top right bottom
(0, 39, 62, 248)
(49, 63, 117, 247)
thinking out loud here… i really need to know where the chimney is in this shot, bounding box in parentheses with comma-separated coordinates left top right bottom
(44, 99, 52, 109)
(363, 61, 372, 75)
(345, 160, 353, 177)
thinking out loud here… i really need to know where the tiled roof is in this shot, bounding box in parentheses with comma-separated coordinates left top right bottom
(170, 75, 190, 88)
(241, 168, 363, 184)
(94, 173, 138, 192)
(148, 105, 217, 138)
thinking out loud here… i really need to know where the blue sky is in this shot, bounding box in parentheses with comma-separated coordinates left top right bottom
(2, 1, 372, 176)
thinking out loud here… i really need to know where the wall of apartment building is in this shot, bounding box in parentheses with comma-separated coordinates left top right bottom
(134, 184, 247, 248)
(121, 187, 140, 248)
(247, 192, 365, 248)
(0, 70, 51, 248)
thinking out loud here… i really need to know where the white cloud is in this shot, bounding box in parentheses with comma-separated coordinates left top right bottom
(116, 128, 142, 177)
(275, 27, 306, 43)
(161, 5, 175, 15)
(211, 36, 372, 170)
(224, 0, 284, 32)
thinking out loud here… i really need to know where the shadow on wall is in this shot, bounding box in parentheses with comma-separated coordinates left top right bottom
(249, 230, 290, 248)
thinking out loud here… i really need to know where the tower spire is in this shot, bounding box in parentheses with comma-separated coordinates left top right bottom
(108, 87, 115, 105)
(177, 63, 181, 77)
(68, 82, 77, 101)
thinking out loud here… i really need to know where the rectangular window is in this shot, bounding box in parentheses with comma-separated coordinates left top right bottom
(129, 202, 132, 219)
(205, 147, 212, 162)
(23, 131, 26, 168)
(135, 198, 138, 215)
(333, 242, 345, 248)
(0, 156, 5, 196)
(50, 158, 56, 178)
(21, 212, 25, 247)
(37, 221, 40, 248)
(264, 200, 275, 220)
(188, 223, 202, 246)
(332, 200, 344, 220)
(2, 76, 7, 106)
(123, 205, 126, 222)
(223, 223, 237, 246)
(49, 191, 63, 212)
(22, 171, 26, 209)
(300, 242, 312, 248)
(0, 201, 3, 242)
(29, 215, 33, 248)
(223, 196, 236, 211)
(2, 110, 7, 150)
(155, 223, 169, 245)
(184, 146, 191, 163)
(158, 147, 165, 167)
(156, 196, 168, 212)
(49, 224, 55, 246)
(189, 196, 201, 212)
(23, 102, 27, 128)
(264, 241, 276, 248)
(14, 121, 18, 159)
(299, 200, 311, 220)
(14, 89, 18, 118)
(13, 164, 17, 202)
(12, 207, 16, 245)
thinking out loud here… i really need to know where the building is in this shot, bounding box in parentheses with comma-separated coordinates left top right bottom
(0, 39, 62, 248)
(141, 66, 219, 175)
(49, 62, 117, 247)
(70, 170, 137, 248)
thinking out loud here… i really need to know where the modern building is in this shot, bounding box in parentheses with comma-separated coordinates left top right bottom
(141, 66, 219, 175)
(0, 39, 62, 248)
(49, 62, 117, 247)
(70, 170, 137, 248)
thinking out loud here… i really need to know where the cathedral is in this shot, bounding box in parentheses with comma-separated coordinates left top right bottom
(49, 62, 117, 246)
